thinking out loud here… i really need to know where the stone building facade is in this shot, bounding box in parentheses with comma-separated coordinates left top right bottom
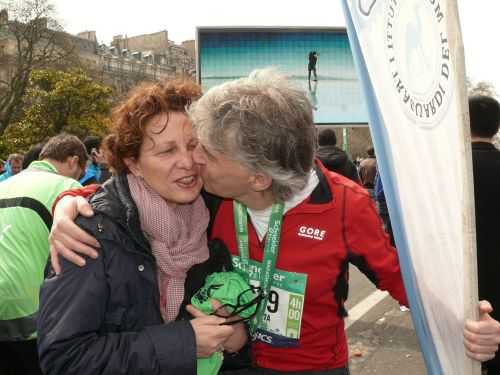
(181, 39, 196, 61)
(112, 31, 169, 54)
(110, 32, 195, 76)
(0, 8, 196, 95)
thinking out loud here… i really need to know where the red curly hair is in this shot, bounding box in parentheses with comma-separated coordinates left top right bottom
(103, 79, 202, 173)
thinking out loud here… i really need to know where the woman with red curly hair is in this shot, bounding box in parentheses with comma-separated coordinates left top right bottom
(36, 80, 245, 375)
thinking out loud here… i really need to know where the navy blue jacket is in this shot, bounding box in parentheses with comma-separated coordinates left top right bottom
(37, 173, 231, 375)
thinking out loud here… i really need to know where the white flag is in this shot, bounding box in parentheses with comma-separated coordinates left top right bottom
(342, 1, 479, 374)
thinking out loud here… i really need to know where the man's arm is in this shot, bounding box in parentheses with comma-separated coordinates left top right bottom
(50, 191, 99, 273)
(344, 187, 408, 306)
(51, 184, 100, 215)
(50, 189, 225, 272)
(344, 186, 500, 363)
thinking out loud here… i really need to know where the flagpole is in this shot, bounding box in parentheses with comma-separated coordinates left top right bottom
(341, 0, 480, 373)
(448, 0, 480, 373)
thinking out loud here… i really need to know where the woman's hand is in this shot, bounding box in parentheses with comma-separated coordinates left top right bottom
(50, 195, 100, 273)
(209, 299, 248, 353)
(186, 304, 236, 357)
(221, 321, 248, 353)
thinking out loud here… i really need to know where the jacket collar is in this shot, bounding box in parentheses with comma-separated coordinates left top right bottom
(91, 173, 151, 254)
(277, 160, 335, 217)
(309, 160, 333, 204)
(27, 160, 59, 174)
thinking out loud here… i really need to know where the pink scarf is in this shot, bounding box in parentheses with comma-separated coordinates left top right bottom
(127, 174, 209, 321)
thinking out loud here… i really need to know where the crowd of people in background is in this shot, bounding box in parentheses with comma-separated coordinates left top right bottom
(0, 153, 24, 182)
(0, 70, 499, 375)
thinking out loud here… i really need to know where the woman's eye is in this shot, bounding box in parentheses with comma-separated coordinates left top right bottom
(159, 148, 174, 154)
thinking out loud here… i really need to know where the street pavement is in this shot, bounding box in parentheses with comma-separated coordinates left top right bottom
(345, 266, 426, 374)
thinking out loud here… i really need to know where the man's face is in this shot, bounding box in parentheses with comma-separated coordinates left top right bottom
(193, 142, 254, 201)
(91, 147, 107, 165)
(10, 160, 22, 175)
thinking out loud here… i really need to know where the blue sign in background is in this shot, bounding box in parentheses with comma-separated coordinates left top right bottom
(198, 29, 369, 125)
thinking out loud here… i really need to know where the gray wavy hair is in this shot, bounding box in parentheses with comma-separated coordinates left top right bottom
(189, 68, 317, 201)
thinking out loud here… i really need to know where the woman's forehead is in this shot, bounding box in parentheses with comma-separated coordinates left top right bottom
(147, 112, 192, 132)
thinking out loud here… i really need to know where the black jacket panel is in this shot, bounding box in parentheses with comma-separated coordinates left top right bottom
(37, 174, 230, 374)
(38, 253, 195, 375)
(472, 142, 500, 368)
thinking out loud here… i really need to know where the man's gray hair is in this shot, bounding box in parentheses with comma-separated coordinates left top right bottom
(189, 68, 317, 201)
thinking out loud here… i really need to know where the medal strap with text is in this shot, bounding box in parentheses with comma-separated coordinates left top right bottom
(233, 200, 285, 330)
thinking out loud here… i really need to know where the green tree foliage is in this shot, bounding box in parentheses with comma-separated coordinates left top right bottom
(0, 0, 77, 135)
(0, 68, 112, 156)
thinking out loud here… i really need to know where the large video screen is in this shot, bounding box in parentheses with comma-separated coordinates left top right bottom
(197, 28, 368, 125)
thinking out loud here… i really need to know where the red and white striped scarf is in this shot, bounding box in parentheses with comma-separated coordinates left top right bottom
(127, 174, 209, 322)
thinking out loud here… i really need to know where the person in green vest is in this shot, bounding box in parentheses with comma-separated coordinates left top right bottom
(0, 133, 87, 375)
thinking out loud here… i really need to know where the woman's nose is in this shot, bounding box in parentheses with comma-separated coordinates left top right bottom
(177, 148, 194, 169)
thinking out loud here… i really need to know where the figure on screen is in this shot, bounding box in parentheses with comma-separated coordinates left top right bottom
(308, 79, 318, 110)
(308, 51, 318, 82)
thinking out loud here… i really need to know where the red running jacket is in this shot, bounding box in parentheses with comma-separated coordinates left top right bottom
(210, 161, 408, 372)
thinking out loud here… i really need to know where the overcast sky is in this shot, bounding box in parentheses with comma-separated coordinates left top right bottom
(50, 0, 499, 92)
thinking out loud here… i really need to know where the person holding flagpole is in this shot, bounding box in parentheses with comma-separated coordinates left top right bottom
(47, 69, 500, 374)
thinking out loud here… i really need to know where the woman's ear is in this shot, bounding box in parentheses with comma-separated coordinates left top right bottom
(124, 157, 142, 177)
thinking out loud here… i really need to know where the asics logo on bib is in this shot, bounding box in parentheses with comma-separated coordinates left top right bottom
(253, 331, 273, 344)
(297, 226, 326, 240)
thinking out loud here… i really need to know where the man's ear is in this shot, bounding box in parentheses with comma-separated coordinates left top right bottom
(250, 172, 272, 192)
(124, 157, 142, 177)
(68, 155, 80, 170)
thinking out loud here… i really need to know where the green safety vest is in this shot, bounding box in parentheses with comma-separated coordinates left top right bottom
(0, 160, 81, 341)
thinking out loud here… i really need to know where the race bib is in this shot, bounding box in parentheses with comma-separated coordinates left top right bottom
(232, 255, 307, 347)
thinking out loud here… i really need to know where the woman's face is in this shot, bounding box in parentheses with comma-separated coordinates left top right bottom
(127, 112, 203, 204)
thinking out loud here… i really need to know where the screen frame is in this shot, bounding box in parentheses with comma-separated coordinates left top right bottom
(196, 26, 369, 126)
